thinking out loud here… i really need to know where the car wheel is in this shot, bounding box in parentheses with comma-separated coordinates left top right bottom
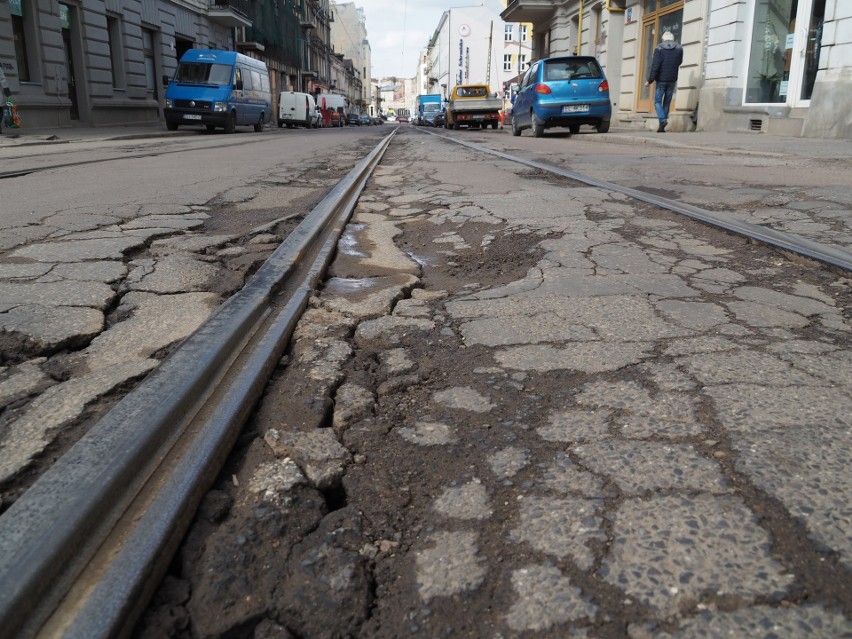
(531, 113, 545, 138)
(254, 114, 265, 132)
(596, 119, 611, 133)
(491, 121, 499, 129)
(511, 115, 522, 137)
(568, 124, 580, 134)
(453, 120, 460, 130)
(224, 112, 236, 134)
(166, 121, 178, 131)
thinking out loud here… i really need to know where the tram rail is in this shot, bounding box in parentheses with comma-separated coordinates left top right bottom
(0, 130, 396, 639)
(423, 129, 852, 273)
(1, 125, 849, 638)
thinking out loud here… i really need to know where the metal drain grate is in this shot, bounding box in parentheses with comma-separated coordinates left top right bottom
(749, 118, 763, 131)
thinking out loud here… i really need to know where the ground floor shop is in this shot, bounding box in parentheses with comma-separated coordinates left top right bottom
(502, 0, 850, 138)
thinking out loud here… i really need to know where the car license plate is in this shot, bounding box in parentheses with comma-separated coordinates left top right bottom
(184, 114, 202, 120)
(472, 114, 484, 120)
(562, 104, 589, 113)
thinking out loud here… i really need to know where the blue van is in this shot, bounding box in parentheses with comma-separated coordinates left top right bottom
(164, 49, 272, 133)
(511, 56, 612, 137)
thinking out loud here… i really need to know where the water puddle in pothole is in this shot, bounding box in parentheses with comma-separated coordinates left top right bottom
(406, 251, 430, 266)
(324, 277, 383, 294)
(339, 223, 367, 257)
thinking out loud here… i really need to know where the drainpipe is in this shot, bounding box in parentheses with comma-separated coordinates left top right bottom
(577, 0, 584, 55)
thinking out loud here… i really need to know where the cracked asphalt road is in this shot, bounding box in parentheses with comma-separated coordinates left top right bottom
(138, 130, 851, 638)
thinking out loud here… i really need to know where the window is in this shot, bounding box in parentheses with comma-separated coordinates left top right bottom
(142, 29, 157, 97)
(503, 54, 512, 72)
(177, 62, 233, 85)
(520, 54, 528, 69)
(520, 25, 528, 42)
(504, 25, 513, 42)
(11, 0, 33, 82)
(106, 15, 125, 88)
(250, 69, 262, 92)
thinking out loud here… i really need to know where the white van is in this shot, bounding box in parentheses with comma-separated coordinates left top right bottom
(278, 91, 320, 128)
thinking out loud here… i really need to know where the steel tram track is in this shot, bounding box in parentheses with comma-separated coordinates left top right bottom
(423, 128, 852, 273)
(0, 130, 397, 639)
(0, 133, 302, 180)
(1, 125, 849, 639)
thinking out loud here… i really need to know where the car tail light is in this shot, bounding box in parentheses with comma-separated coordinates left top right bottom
(535, 83, 552, 95)
(598, 80, 610, 93)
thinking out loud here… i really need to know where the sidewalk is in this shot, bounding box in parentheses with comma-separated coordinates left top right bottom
(2, 121, 851, 161)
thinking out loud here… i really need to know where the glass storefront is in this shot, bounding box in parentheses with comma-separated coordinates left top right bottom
(745, 0, 825, 104)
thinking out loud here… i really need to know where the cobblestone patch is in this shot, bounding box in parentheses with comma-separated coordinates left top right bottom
(433, 479, 492, 520)
(398, 420, 457, 446)
(537, 408, 613, 443)
(505, 564, 598, 631)
(602, 494, 793, 614)
(573, 441, 729, 494)
(487, 446, 530, 479)
(659, 604, 852, 639)
(416, 531, 487, 602)
(432, 386, 495, 413)
(511, 495, 605, 570)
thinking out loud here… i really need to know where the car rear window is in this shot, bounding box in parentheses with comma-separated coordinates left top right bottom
(543, 59, 603, 81)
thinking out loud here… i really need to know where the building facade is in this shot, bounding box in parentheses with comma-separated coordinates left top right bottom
(0, 0, 365, 129)
(329, 2, 370, 112)
(422, 2, 533, 104)
(501, 0, 851, 138)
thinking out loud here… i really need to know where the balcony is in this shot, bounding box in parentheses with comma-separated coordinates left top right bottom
(501, 0, 555, 24)
(209, 0, 252, 28)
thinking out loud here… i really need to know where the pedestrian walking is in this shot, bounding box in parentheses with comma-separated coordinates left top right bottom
(644, 31, 683, 133)
(0, 65, 11, 135)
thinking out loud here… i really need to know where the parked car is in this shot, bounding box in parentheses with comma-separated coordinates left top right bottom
(277, 91, 320, 129)
(346, 112, 361, 126)
(359, 114, 372, 126)
(511, 56, 611, 137)
(433, 111, 445, 128)
(372, 116, 384, 125)
(397, 115, 409, 123)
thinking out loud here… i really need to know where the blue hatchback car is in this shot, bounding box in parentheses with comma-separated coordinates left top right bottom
(511, 56, 612, 137)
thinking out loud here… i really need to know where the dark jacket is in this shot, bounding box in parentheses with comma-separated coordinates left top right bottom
(648, 41, 683, 84)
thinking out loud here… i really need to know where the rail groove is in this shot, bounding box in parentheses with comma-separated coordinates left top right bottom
(0, 131, 396, 639)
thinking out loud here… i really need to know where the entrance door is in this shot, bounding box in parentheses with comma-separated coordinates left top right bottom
(745, 0, 825, 105)
(637, 2, 683, 113)
(60, 10, 80, 120)
(793, 0, 825, 105)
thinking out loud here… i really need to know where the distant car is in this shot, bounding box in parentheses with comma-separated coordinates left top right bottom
(433, 111, 445, 128)
(397, 115, 409, 123)
(373, 116, 384, 125)
(359, 114, 372, 126)
(346, 112, 361, 126)
(511, 55, 611, 137)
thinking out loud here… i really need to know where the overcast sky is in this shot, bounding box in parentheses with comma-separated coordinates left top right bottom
(350, 0, 501, 80)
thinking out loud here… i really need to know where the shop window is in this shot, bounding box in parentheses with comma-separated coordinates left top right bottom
(746, 0, 825, 104)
